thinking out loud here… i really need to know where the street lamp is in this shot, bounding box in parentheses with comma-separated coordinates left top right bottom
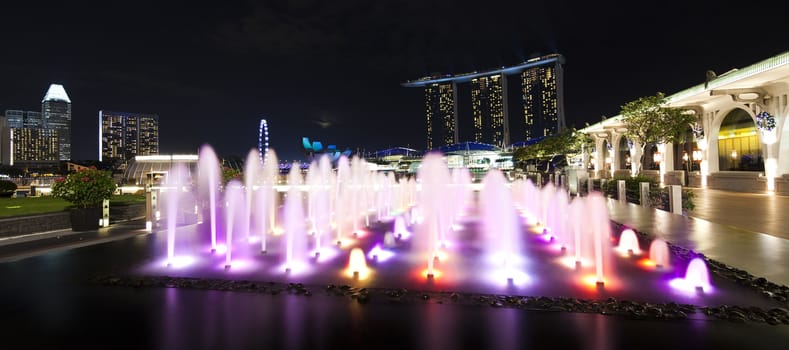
(731, 149, 738, 170)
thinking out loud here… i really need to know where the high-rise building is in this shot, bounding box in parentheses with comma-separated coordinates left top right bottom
(41, 84, 72, 160)
(403, 54, 565, 149)
(522, 63, 564, 139)
(99, 110, 159, 164)
(471, 75, 505, 146)
(424, 82, 457, 150)
(5, 110, 44, 128)
(1, 110, 59, 166)
(9, 128, 59, 165)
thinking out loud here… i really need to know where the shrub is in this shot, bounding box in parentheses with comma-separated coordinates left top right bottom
(51, 168, 117, 208)
(600, 175, 694, 212)
(0, 180, 16, 197)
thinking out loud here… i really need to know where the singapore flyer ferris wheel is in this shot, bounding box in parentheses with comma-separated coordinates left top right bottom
(258, 119, 269, 164)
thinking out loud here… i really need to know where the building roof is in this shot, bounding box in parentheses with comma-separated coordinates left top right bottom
(434, 141, 502, 154)
(402, 54, 563, 87)
(579, 50, 789, 134)
(42, 84, 71, 103)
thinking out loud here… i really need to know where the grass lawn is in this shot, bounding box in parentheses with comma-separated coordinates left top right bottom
(0, 194, 145, 218)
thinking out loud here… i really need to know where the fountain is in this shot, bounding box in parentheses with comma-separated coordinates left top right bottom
(261, 148, 280, 235)
(347, 247, 369, 279)
(243, 148, 260, 241)
(585, 192, 614, 286)
(413, 153, 448, 279)
(197, 144, 221, 252)
(649, 238, 670, 268)
(671, 257, 712, 292)
(146, 144, 761, 315)
(283, 162, 307, 273)
(163, 162, 190, 266)
(617, 228, 641, 256)
(480, 169, 524, 283)
(223, 180, 245, 269)
(392, 214, 411, 240)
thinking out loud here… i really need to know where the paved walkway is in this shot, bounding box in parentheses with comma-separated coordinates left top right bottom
(606, 191, 789, 287)
(686, 188, 789, 240)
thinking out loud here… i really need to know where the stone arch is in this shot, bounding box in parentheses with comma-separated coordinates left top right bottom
(617, 135, 631, 170)
(713, 107, 764, 171)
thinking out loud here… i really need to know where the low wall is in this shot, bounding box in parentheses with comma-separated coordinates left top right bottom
(0, 204, 145, 238)
(0, 212, 71, 238)
(708, 171, 764, 193)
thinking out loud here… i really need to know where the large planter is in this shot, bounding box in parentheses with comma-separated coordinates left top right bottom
(69, 207, 102, 231)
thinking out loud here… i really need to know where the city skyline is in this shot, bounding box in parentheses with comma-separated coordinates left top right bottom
(1, 1, 788, 161)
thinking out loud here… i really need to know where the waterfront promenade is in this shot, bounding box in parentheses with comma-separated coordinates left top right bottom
(607, 188, 789, 286)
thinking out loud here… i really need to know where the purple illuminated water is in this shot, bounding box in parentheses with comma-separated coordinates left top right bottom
(480, 169, 524, 281)
(283, 162, 307, 272)
(152, 145, 741, 307)
(197, 144, 221, 252)
(223, 180, 245, 268)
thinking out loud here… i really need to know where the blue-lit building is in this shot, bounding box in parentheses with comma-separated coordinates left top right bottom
(301, 137, 352, 163)
(403, 54, 566, 149)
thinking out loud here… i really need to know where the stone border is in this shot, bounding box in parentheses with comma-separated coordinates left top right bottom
(91, 274, 788, 326)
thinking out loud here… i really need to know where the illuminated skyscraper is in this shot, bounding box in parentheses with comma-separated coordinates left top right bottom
(471, 75, 505, 146)
(522, 63, 565, 139)
(424, 82, 457, 149)
(41, 84, 72, 160)
(404, 54, 565, 148)
(1, 110, 58, 166)
(99, 110, 159, 164)
(5, 110, 43, 128)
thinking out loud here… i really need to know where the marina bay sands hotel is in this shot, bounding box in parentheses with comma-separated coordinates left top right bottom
(403, 54, 566, 150)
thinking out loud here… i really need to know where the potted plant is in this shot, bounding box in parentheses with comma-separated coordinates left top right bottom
(0, 179, 16, 198)
(51, 167, 116, 231)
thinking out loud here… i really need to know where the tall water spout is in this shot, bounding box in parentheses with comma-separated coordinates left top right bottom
(283, 162, 306, 272)
(224, 180, 245, 268)
(197, 144, 221, 252)
(480, 169, 523, 281)
(262, 148, 280, 234)
(243, 148, 260, 241)
(164, 162, 189, 266)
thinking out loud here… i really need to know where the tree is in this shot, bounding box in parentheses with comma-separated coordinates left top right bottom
(620, 92, 696, 173)
(513, 128, 593, 166)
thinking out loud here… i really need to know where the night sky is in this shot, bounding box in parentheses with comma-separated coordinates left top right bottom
(1, 1, 787, 162)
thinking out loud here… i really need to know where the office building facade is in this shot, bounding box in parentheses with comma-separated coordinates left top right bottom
(424, 83, 457, 150)
(1, 110, 59, 166)
(99, 110, 159, 164)
(41, 84, 72, 160)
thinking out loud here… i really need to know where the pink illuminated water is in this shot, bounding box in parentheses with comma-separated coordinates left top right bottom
(283, 162, 307, 272)
(414, 153, 448, 277)
(685, 258, 711, 290)
(261, 148, 280, 234)
(617, 229, 641, 255)
(480, 169, 524, 281)
(223, 180, 245, 268)
(243, 148, 260, 241)
(649, 239, 670, 267)
(670, 257, 712, 293)
(164, 162, 189, 265)
(197, 144, 221, 252)
(393, 215, 411, 239)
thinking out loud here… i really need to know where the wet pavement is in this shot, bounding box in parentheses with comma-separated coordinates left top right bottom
(606, 191, 789, 287)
